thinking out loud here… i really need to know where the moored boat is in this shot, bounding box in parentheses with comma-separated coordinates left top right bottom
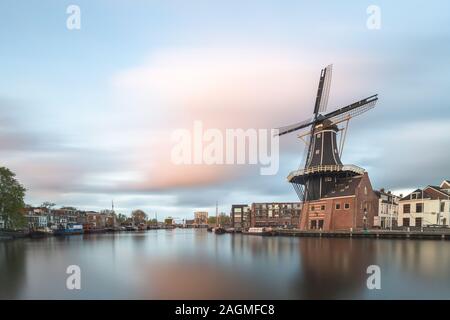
(29, 227, 53, 238)
(125, 225, 138, 231)
(54, 224, 84, 236)
(242, 227, 274, 236)
(214, 227, 226, 234)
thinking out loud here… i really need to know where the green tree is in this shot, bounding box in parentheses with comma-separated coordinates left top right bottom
(41, 201, 56, 209)
(208, 216, 217, 225)
(131, 209, 147, 224)
(208, 214, 230, 225)
(117, 213, 127, 224)
(0, 167, 26, 229)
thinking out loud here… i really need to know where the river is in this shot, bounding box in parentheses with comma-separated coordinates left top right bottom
(1, 229, 450, 299)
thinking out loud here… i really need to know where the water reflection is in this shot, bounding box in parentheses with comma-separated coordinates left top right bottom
(1, 230, 450, 299)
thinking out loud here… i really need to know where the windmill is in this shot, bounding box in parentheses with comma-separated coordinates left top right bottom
(277, 65, 378, 202)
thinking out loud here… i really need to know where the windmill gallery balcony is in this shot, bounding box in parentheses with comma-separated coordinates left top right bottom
(287, 164, 365, 183)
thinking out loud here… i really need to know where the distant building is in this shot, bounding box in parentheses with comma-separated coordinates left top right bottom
(250, 202, 302, 228)
(24, 208, 49, 229)
(164, 217, 174, 226)
(398, 181, 450, 228)
(51, 208, 79, 227)
(231, 204, 250, 230)
(374, 189, 400, 229)
(84, 211, 107, 229)
(194, 211, 208, 225)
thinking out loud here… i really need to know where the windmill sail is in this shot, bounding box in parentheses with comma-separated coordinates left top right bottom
(276, 117, 314, 136)
(319, 65, 332, 113)
(323, 94, 378, 125)
(313, 64, 333, 115)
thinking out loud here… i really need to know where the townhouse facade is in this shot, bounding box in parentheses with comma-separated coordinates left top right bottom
(374, 189, 400, 229)
(398, 181, 450, 228)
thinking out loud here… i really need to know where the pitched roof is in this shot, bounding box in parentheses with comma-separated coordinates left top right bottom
(322, 176, 362, 198)
(401, 186, 450, 201)
(440, 180, 450, 188)
(400, 189, 428, 201)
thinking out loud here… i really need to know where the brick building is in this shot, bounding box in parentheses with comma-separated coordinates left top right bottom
(299, 172, 379, 231)
(250, 202, 301, 228)
(230, 204, 250, 230)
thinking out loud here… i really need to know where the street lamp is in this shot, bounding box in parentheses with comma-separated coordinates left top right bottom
(363, 208, 368, 231)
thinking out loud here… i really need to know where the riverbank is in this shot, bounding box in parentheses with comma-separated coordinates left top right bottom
(3, 227, 450, 241)
(274, 229, 450, 240)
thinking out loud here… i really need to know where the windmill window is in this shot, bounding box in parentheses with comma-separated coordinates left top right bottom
(316, 133, 321, 138)
(325, 177, 332, 182)
(344, 203, 350, 209)
(315, 149, 320, 154)
(321, 205, 325, 210)
(335, 204, 341, 210)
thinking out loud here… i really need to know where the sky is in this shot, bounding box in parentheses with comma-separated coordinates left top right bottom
(1, 1, 449, 220)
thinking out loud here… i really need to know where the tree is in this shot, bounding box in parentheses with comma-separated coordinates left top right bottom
(208, 214, 230, 226)
(208, 216, 216, 225)
(117, 213, 127, 224)
(131, 209, 147, 224)
(41, 201, 56, 209)
(0, 167, 26, 229)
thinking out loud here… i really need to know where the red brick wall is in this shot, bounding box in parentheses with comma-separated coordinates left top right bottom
(299, 173, 379, 231)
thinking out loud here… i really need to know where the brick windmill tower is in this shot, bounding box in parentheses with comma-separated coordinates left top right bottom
(277, 65, 379, 231)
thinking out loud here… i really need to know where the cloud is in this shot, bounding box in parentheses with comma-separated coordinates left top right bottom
(109, 47, 374, 192)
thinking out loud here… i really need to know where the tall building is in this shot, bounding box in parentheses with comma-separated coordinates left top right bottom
(250, 202, 301, 228)
(374, 189, 400, 229)
(398, 181, 450, 228)
(194, 211, 208, 225)
(230, 204, 250, 230)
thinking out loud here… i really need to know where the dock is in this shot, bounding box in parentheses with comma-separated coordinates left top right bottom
(274, 229, 450, 240)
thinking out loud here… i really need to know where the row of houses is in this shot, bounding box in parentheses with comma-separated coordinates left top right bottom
(228, 180, 450, 231)
(17, 207, 118, 230)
